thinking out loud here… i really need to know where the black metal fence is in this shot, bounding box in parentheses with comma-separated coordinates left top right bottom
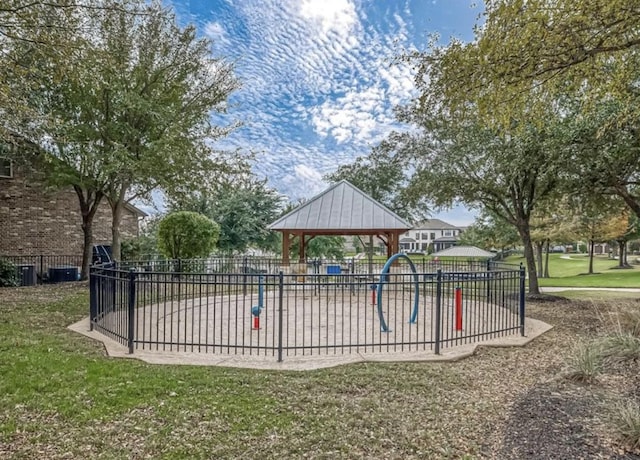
(1, 254, 82, 285)
(90, 261, 526, 361)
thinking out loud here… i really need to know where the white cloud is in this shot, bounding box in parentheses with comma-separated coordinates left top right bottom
(298, 0, 358, 38)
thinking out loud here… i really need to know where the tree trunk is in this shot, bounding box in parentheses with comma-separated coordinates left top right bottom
(544, 239, 550, 278)
(74, 186, 103, 280)
(535, 241, 544, 278)
(618, 240, 627, 268)
(588, 239, 595, 274)
(518, 222, 540, 295)
(110, 199, 124, 261)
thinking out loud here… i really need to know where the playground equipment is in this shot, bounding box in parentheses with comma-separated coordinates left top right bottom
(251, 276, 265, 330)
(376, 253, 420, 332)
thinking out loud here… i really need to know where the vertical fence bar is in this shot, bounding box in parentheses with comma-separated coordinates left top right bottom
(519, 263, 526, 336)
(128, 269, 137, 354)
(278, 271, 284, 362)
(434, 269, 442, 355)
(89, 268, 97, 331)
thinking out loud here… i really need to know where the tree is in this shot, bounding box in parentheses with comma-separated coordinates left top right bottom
(410, 0, 640, 129)
(157, 211, 219, 260)
(324, 133, 425, 221)
(168, 175, 283, 255)
(398, 107, 563, 294)
(290, 236, 346, 260)
(10, 0, 240, 275)
(610, 212, 640, 268)
(458, 212, 519, 257)
(574, 200, 625, 274)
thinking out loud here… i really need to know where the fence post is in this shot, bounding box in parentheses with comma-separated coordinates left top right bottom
(128, 269, 137, 354)
(519, 263, 526, 336)
(277, 271, 284, 362)
(243, 256, 248, 296)
(39, 255, 44, 284)
(435, 269, 442, 355)
(486, 258, 492, 303)
(89, 267, 96, 331)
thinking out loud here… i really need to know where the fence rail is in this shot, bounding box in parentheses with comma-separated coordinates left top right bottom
(90, 261, 526, 362)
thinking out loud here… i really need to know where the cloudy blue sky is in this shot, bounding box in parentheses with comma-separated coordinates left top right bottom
(171, 0, 482, 226)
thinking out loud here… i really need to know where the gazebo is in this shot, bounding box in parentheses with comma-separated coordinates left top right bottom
(268, 180, 412, 265)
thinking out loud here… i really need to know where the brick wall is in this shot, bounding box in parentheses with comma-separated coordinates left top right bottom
(0, 165, 141, 257)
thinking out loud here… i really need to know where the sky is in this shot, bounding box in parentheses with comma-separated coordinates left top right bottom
(170, 0, 483, 226)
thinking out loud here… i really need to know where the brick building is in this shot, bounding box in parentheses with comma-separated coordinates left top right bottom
(0, 158, 145, 258)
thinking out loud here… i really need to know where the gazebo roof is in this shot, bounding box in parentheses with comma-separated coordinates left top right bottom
(432, 245, 496, 258)
(268, 180, 412, 233)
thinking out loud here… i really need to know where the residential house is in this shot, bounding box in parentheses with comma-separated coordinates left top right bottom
(399, 218, 463, 254)
(0, 157, 146, 260)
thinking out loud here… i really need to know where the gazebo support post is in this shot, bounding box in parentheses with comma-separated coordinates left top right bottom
(282, 231, 290, 266)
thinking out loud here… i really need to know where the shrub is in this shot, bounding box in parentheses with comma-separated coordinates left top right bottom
(599, 333, 640, 363)
(157, 211, 220, 260)
(564, 341, 602, 383)
(610, 400, 640, 451)
(0, 258, 19, 287)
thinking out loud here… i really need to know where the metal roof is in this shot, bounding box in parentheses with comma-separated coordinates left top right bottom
(432, 245, 496, 258)
(268, 180, 412, 231)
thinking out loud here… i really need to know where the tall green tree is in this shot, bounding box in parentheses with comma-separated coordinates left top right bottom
(168, 174, 283, 254)
(398, 108, 562, 294)
(10, 0, 239, 277)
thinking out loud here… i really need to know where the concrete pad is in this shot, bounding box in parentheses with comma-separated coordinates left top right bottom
(68, 316, 552, 371)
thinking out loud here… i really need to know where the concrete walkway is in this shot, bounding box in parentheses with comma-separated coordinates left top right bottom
(68, 316, 552, 371)
(541, 287, 640, 293)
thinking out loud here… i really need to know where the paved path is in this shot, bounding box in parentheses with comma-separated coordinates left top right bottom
(540, 287, 640, 293)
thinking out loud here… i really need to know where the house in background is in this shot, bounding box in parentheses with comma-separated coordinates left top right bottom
(0, 157, 146, 261)
(399, 218, 464, 254)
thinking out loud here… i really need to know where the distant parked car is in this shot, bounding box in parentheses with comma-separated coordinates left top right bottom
(550, 246, 566, 253)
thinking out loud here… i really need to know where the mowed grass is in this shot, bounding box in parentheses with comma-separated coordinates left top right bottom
(506, 253, 640, 288)
(1, 283, 638, 458)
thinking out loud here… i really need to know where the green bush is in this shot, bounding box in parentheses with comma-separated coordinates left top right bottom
(157, 211, 220, 260)
(0, 258, 19, 287)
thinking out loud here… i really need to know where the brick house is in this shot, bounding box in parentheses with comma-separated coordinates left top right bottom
(0, 158, 145, 258)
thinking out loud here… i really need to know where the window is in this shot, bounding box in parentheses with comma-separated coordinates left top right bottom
(421, 232, 429, 240)
(444, 230, 452, 236)
(0, 158, 12, 178)
(430, 232, 436, 240)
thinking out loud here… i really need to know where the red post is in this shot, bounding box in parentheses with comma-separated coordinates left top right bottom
(253, 316, 260, 330)
(371, 284, 376, 306)
(455, 287, 463, 331)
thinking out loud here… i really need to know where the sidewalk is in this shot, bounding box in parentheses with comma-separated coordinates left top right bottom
(540, 287, 640, 293)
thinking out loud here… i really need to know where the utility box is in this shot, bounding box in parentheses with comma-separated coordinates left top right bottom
(16, 264, 36, 286)
(49, 266, 79, 283)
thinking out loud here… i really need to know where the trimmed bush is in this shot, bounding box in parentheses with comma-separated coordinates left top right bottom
(158, 211, 220, 260)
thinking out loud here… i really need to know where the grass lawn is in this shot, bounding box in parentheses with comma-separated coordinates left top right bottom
(1, 283, 638, 459)
(506, 253, 640, 288)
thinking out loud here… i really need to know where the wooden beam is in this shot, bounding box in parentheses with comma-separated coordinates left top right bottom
(282, 231, 290, 266)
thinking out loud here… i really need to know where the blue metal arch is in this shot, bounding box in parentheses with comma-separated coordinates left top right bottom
(376, 253, 420, 332)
